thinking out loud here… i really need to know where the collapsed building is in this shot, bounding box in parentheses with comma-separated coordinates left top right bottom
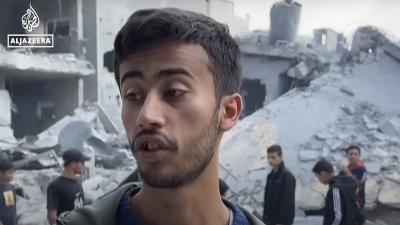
(220, 27, 400, 225)
(236, 0, 329, 118)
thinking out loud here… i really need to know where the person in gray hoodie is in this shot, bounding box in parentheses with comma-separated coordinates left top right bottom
(58, 7, 264, 225)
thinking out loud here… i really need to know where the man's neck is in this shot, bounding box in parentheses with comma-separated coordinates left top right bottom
(63, 169, 77, 180)
(131, 156, 230, 225)
(349, 160, 361, 166)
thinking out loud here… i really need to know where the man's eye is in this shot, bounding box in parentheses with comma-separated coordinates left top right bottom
(165, 89, 185, 98)
(124, 93, 141, 102)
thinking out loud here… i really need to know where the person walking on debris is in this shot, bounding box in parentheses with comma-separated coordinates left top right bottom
(57, 7, 264, 225)
(0, 158, 17, 225)
(313, 159, 358, 225)
(47, 149, 89, 225)
(262, 145, 296, 225)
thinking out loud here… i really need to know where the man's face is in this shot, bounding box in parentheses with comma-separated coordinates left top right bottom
(267, 152, 282, 168)
(71, 161, 85, 174)
(0, 170, 14, 182)
(347, 148, 361, 164)
(314, 172, 330, 185)
(119, 42, 221, 188)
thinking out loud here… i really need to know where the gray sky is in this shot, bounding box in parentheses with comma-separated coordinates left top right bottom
(233, 0, 399, 39)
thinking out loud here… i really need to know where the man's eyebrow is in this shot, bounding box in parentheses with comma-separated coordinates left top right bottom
(158, 68, 194, 79)
(120, 68, 194, 85)
(120, 70, 143, 85)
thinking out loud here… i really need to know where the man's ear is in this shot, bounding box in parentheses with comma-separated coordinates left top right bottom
(219, 93, 242, 131)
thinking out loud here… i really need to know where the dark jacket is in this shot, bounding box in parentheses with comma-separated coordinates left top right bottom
(57, 176, 265, 225)
(263, 162, 296, 225)
(323, 175, 358, 225)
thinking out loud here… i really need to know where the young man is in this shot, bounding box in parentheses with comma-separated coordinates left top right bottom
(313, 159, 358, 225)
(57, 7, 264, 225)
(344, 145, 367, 209)
(263, 145, 295, 225)
(0, 158, 17, 225)
(47, 149, 89, 225)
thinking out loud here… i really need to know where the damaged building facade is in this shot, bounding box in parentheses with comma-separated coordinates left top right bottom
(236, 0, 328, 117)
(0, 0, 97, 140)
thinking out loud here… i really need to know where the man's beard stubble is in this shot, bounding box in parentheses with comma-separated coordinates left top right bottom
(130, 110, 220, 188)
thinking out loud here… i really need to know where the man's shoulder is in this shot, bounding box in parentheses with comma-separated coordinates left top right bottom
(222, 199, 265, 225)
(281, 166, 295, 179)
(48, 176, 63, 188)
(57, 182, 138, 225)
(0, 182, 13, 191)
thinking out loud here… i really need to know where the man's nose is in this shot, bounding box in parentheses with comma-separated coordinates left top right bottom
(136, 93, 166, 129)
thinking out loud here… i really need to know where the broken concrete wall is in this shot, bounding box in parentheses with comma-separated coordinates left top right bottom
(8, 77, 80, 138)
(241, 54, 294, 104)
(0, 88, 16, 146)
(313, 29, 339, 52)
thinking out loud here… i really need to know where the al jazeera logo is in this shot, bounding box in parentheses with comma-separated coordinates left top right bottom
(7, 3, 54, 48)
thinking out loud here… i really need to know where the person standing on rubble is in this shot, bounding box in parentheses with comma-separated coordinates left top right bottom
(0, 158, 17, 225)
(262, 144, 296, 225)
(57, 7, 264, 225)
(47, 149, 89, 225)
(340, 145, 367, 225)
(313, 159, 358, 225)
(341, 145, 367, 209)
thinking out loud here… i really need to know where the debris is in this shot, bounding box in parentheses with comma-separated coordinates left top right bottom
(378, 117, 400, 137)
(365, 161, 382, 174)
(58, 120, 93, 151)
(386, 172, 400, 184)
(0, 90, 12, 126)
(365, 179, 381, 209)
(95, 103, 119, 134)
(13, 150, 61, 170)
(378, 180, 400, 209)
(299, 149, 320, 162)
(340, 86, 355, 97)
(0, 51, 95, 76)
(363, 115, 378, 130)
(340, 105, 355, 115)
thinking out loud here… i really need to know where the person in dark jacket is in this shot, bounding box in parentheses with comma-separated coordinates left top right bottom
(313, 159, 358, 225)
(0, 157, 17, 225)
(263, 145, 296, 225)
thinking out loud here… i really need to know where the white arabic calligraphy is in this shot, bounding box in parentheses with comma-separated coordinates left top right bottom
(21, 3, 40, 32)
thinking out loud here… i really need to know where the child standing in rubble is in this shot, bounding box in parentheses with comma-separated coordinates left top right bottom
(0, 157, 17, 225)
(47, 149, 89, 225)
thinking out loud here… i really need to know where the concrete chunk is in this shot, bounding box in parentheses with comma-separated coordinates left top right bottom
(378, 180, 400, 209)
(0, 90, 11, 126)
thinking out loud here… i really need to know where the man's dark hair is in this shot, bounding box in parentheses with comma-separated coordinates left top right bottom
(0, 157, 14, 172)
(267, 144, 282, 156)
(346, 145, 361, 154)
(312, 158, 334, 174)
(113, 8, 241, 102)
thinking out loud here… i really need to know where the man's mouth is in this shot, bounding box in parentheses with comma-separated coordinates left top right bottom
(135, 135, 169, 150)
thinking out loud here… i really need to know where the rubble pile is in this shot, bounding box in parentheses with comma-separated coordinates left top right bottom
(0, 103, 135, 225)
(220, 31, 400, 222)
